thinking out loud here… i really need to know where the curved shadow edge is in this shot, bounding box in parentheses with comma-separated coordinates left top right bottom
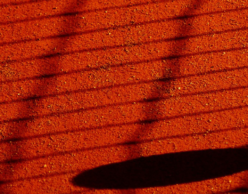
(72, 148, 248, 189)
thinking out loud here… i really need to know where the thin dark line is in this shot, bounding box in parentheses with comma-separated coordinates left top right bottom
(0, 0, 167, 25)
(1, 121, 246, 164)
(0, 0, 51, 7)
(0, 169, 80, 184)
(1, 26, 247, 65)
(1, 26, 247, 85)
(1, 4, 247, 26)
(0, 0, 166, 10)
(0, 125, 245, 184)
(1, 6, 248, 47)
(0, 84, 247, 142)
(1, 46, 247, 105)
(0, 83, 247, 124)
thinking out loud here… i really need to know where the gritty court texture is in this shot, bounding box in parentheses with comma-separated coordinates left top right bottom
(1, 0, 248, 193)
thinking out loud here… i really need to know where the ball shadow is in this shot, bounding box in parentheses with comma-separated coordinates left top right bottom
(72, 147, 248, 189)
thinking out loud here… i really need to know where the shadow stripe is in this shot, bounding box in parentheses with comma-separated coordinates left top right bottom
(0, 104, 247, 164)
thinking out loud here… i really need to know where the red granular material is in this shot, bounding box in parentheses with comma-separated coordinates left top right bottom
(1, 0, 248, 193)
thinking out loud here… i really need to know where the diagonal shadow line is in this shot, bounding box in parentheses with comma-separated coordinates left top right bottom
(0, 0, 51, 7)
(0, 104, 247, 164)
(0, 2, 246, 190)
(0, 0, 169, 25)
(1, 6, 248, 46)
(0, 169, 80, 184)
(1, 29, 248, 86)
(1, 112, 246, 145)
(1, 26, 248, 65)
(125, 2, 200, 181)
(76, 1, 246, 192)
(3, 0, 240, 192)
(124, 0, 246, 190)
(0, 0, 169, 18)
(1, 55, 247, 106)
(1, 4, 247, 28)
(1, 83, 247, 124)
(1, 1, 87, 193)
(1, 37, 248, 86)
(0, 84, 246, 143)
(0, 126, 246, 185)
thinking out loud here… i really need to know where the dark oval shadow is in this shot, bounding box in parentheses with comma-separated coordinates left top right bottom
(72, 147, 248, 189)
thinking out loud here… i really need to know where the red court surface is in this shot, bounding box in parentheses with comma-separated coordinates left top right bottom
(1, 0, 248, 193)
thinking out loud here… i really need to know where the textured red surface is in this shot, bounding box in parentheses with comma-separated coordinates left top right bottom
(1, 0, 248, 193)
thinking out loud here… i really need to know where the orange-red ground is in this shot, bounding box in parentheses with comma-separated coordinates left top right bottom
(1, 0, 248, 193)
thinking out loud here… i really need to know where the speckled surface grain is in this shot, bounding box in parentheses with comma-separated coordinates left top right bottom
(1, 0, 248, 193)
